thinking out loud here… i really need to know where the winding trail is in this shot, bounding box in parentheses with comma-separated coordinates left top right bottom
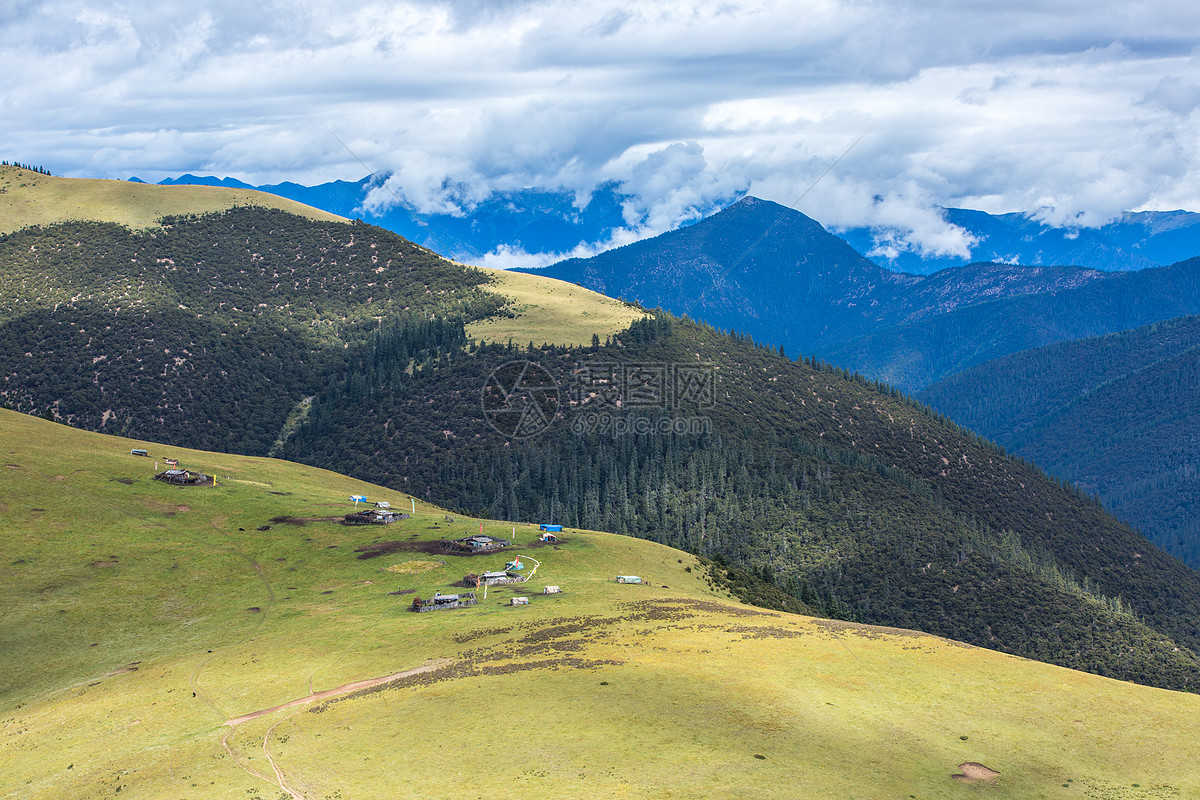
(221, 659, 451, 800)
(262, 713, 304, 800)
(224, 658, 451, 726)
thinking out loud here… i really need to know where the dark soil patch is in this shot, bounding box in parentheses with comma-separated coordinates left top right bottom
(6, 464, 19, 469)
(30, 508, 45, 512)
(247, 607, 261, 613)
(107, 662, 141, 676)
(112, 477, 135, 485)
(388, 588, 416, 596)
(526, 536, 569, 549)
(268, 491, 291, 496)
(310, 656, 624, 712)
(270, 515, 342, 526)
(257, 525, 271, 531)
(320, 590, 335, 595)
(355, 540, 488, 559)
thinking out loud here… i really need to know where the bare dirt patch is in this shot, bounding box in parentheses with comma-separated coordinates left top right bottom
(106, 662, 141, 677)
(952, 762, 1000, 783)
(270, 515, 341, 526)
(384, 560, 442, 574)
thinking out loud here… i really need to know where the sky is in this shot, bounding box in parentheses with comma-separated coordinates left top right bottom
(3, 0, 1200, 262)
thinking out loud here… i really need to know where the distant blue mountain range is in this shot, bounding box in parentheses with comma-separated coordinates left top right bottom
(837, 207, 1200, 274)
(134, 173, 1200, 273)
(138, 174, 634, 264)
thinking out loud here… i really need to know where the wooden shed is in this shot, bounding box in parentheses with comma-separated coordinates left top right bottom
(411, 592, 477, 613)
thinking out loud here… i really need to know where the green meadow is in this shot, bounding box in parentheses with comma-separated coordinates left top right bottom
(1, 408, 1198, 800)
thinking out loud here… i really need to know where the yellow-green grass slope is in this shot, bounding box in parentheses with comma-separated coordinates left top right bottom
(3, 418, 1199, 800)
(468, 265, 647, 347)
(0, 166, 344, 234)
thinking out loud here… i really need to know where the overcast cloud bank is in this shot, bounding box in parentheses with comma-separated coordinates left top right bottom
(3, 0, 1199, 257)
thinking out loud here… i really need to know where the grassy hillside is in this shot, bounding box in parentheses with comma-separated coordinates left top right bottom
(0, 166, 345, 233)
(4, 410, 1200, 800)
(467, 265, 647, 347)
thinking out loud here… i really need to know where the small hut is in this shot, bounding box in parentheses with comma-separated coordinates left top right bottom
(411, 591, 476, 613)
(443, 535, 511, 554)
(154, 469, 209, 486)
(343, 508, 406, 525)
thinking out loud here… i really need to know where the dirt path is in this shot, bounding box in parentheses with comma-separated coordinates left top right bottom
(262, 713, 304, 800)
(225, 658, 451, 726)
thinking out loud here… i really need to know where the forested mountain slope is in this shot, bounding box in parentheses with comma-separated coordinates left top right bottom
(824, 256, 1200, 390)
(0, 207, 504, 455)
(920, 315, 1200, 567)
(519, 198, 1115, 364)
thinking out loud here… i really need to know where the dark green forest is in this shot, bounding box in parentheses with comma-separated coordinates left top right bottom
(920, 315, 1200, 567)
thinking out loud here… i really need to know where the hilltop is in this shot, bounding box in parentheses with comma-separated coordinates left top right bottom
(0, 199, 639, 455)
(0, 166, 344, 233)
(4, 410, 1200, 800)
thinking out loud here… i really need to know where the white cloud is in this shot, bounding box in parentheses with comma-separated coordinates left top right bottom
(3, 0, 1200, 256)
